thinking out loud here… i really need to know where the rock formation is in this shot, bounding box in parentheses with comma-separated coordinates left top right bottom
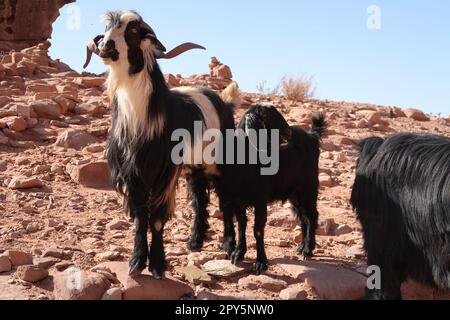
(165, 56, 235, 90)
(0, 0, 75, 52)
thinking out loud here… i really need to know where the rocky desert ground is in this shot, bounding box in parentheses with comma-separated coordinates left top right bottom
(1, 38, 450, 300)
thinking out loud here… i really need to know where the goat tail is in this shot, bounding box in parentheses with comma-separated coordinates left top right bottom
(221, 81, 241, 108)
(310, 112, 327, 140)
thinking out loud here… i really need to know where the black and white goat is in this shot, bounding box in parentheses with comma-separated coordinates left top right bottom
(84, 10, 237, 278)
(351, 133, 450, 299)
(213, 104, 326, 274)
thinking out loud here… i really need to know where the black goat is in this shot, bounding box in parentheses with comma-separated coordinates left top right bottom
(213, 104, 325, 274)
(351, 133, 450, 299)
(84, 10, 237, 278)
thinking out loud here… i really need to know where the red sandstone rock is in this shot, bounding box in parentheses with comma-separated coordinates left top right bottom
(53, 269, 111, 300)
(17, 265, 49, 283)
(55, 129, 100, 150)
(405, 108, 430, 121)
(67, 161, 112, 189)
(0, 0, 75, 52)
(8, 177, 44, 190)
(3, 250, 33, 267)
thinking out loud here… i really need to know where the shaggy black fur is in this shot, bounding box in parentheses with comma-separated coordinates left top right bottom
(351, 133, 450, 299)
(213, 104, 325, 274)
(107, 62, 235, 278)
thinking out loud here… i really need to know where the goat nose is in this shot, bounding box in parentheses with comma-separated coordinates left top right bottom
(104, 40, 115, 50)
(99, 40, 115, 51)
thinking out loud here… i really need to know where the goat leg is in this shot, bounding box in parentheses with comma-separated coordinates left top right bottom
(297, 207, 318, 259)
(148, 210, 167, 280)
(231, 205, 247, 264)
(364, 241, 404, 300)
(186, 170, 210, 252)
(290, 195, 318, 260)
(222, 202, 236, 257)
(254, 204, 268, 275)
(128, 204, 149, 277)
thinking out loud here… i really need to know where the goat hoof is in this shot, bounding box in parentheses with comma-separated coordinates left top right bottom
(148, 259, 166, 280)
(230, 248, 246, 265)
(151, 269, 165, 280)
(128, 258, 146, 277)
(254, 261, 268, 275)
(296, 242, 306, 254)
(187, 238, 203, 252)
(302, 254, 313, 261)
(222, 239, 236, 257)
(297, 242, 314, 259)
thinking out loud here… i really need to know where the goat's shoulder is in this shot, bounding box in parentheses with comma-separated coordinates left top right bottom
(168, 88, 198, 104)
(168, 87, 208, 112)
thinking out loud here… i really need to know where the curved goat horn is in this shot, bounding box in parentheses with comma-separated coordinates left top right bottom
(140, 21, 157, 35)
(157, 43, 206, 59)
(139, 21, 205, 59)
(140, 21, 167, 52)
(83, 35, 104, 69)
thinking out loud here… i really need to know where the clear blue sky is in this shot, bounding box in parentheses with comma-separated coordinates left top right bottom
(50, 0, 450, 115)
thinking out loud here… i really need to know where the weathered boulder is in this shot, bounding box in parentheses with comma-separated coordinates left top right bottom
(31, 100, 62, 119)
(213, 65, 233, 80)
(0, 0, 75, 52)
(27, 83, 58, 94)
(279, 287, 308, 300)
(179, 265, 213, 285)
(319, 173, 334, 187)
(277, 259, 366, 300)
(0, 255, 12, 273)
(106, 219, 131, 231)
(316, 218, 337, 236)
(42, 248, 66, 259)
(11, 104, 35, 118)
(404, 108, 430, 121)
(334, 224, 353, 236)
(33, 257, 61, 269)
(124, 275, 194, 300)
(238, 275, 287, 292)
(3, 250, 33, 266)
(202, 260, 252, 279)
(53, 95, 77, 114)
(53, 269, 111, 300)
(389, 107, 406, 118)
(67, 161, 112, 189)
(95, 262, 193, 300)
(357, 110, 388, 126)
(1, 116, 27, 132)
(16, 265, 49, 283)
(8, 177, 43, 190)
(55, 129, 99, 150)
(74, 103, 103, 116)
(75, 77, 105, 87)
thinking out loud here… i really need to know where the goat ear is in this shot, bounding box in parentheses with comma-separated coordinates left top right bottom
(143, 33, 167, 52)
(244, 113, 266, 134)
